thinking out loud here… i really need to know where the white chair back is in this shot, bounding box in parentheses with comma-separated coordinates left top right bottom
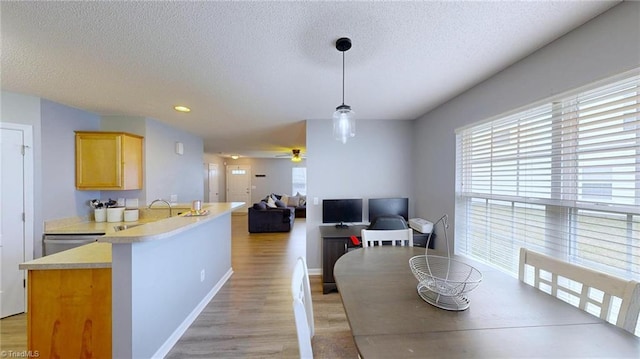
(361, 228, 413, 248)
(291, 256, 314, 358)
(519, 247, 640, 334)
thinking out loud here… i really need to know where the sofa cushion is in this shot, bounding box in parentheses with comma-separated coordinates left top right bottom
(275, 199, 287, 208)
(253, 201, 267, 210)
(295, 192, 307, 206)
(288, 195, 300, 207)
(266, 196, 277, 208)
(263, 194, 278, 202)
(280, 194, 290, 206)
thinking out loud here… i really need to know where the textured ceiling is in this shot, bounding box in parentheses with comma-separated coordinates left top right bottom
(1, 1, 619, 158)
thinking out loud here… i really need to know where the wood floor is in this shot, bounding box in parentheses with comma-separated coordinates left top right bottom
(0, 214, 357, 358)
(0, 312, 26, 354)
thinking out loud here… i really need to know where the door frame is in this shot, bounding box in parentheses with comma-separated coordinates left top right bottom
(1, 122, 34, 316)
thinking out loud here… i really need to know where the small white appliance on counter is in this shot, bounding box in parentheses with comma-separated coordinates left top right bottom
(43, 233, 103, 256)
(124, 209, 139, 222)
(94, 208, 107, 222)
(107, 207, 125, 222)
(409, 218, 434, 234)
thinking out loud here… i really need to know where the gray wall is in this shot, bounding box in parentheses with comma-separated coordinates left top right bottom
(412, 1, 640, 251)
(41, 99, 101, 221)
(101, 115, 204, 205)
(202, 153, 226, 202)
(221, 156, 306, 205)
(306, 119, 414, 269)
(143, 118, 204, 205)
(249, 158, 305, 203)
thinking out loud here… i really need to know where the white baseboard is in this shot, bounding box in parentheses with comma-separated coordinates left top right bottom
(152, 268, 234, 358)
(308, 268, 322, 276)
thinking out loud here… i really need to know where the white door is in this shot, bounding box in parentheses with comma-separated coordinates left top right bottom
(226, 165, 251, 211)
(208, 163, 220, 202)
(1, 123, 34, 318)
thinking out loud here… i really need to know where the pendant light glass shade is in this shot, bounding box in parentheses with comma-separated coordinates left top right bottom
(333, 37, 355, 144)
(333, 104, 355, 144)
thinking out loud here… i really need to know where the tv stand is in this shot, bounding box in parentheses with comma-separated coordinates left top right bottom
(320, 224, 367, 294)
(319, 224, 435, 294)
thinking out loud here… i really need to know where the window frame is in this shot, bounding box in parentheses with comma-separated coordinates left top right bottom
(455, 71, 640, 284)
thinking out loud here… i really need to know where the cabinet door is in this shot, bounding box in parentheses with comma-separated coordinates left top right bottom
(322, 238, 347, 292)
(122, 134, 143, 189)
(75, 132, 143, 190)
(76, 133, 123, 189)
(28, 269, 112, 358)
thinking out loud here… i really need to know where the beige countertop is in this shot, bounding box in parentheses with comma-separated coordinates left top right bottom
(44, 218, 157, 235)
(100, 202, 243, 243)
(44, 202, 243, 236)
(19, 242, 112, 270)
(23, 202, 244, 270)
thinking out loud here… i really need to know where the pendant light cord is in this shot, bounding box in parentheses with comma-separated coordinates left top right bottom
(342, 51, 345, 106)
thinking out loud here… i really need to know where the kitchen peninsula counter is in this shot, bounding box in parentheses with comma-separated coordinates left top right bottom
(19, 242, 111, 270)
(100, 202, 242, 243)
(43, 201, 222, 235)
(109, 201, 243, 358)
(20, 202, 243, 359)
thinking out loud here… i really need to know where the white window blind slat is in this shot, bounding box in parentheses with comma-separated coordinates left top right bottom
(454, 71, 640, 326)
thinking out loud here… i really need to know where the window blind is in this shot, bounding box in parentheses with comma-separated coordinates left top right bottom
(455, 73, 640, 282)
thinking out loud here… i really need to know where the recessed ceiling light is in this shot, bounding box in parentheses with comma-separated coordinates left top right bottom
(231, 155, 239, 160)
(174, 105, 191, 113)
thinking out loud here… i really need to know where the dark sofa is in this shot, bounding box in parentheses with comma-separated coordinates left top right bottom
(268, 193, 306, 218)
(294, 206, 306, 218)
(248, 203, 295, 233)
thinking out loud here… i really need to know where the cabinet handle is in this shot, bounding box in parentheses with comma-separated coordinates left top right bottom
(344, 243, 347, 251)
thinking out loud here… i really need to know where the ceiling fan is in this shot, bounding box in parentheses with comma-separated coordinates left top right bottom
(276, 149, 305, 162)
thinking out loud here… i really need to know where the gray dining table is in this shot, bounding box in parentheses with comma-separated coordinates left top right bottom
(334, 246, 640, 358)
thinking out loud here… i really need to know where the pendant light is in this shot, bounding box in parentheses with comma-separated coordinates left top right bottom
(333, 37, 355, 144)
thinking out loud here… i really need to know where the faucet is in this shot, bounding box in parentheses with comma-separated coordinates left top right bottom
(149, 199, 172, 218)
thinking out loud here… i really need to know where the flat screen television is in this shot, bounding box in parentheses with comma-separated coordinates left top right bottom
(322, 199, 363, 228)
(368, 197, 409, 222)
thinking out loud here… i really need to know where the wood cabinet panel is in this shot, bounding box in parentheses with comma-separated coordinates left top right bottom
(122, 134, 143, 189)
(27, 268, 111, 358)
(322, 237, 349, 294)
(75, 131, 143, 190)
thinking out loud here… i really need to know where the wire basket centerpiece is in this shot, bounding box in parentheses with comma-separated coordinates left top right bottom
(409, 214, 482, 311)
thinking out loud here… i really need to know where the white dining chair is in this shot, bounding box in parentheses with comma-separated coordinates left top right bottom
(518, 247, 640, 334)
(361, 228, 413, 247)
(291, 256, 314, 358)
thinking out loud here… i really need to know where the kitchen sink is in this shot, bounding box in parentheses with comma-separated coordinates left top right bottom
(113, 224, 143, 232)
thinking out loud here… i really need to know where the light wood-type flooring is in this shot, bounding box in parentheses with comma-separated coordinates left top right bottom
(0, 214, 357, 358)
(0, 312, 26, 355)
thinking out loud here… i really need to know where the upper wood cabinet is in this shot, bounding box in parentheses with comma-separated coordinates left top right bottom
(75, 131, 143, 190)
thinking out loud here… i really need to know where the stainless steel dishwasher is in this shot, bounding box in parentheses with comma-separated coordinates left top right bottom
(43, 233, 104, 256)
